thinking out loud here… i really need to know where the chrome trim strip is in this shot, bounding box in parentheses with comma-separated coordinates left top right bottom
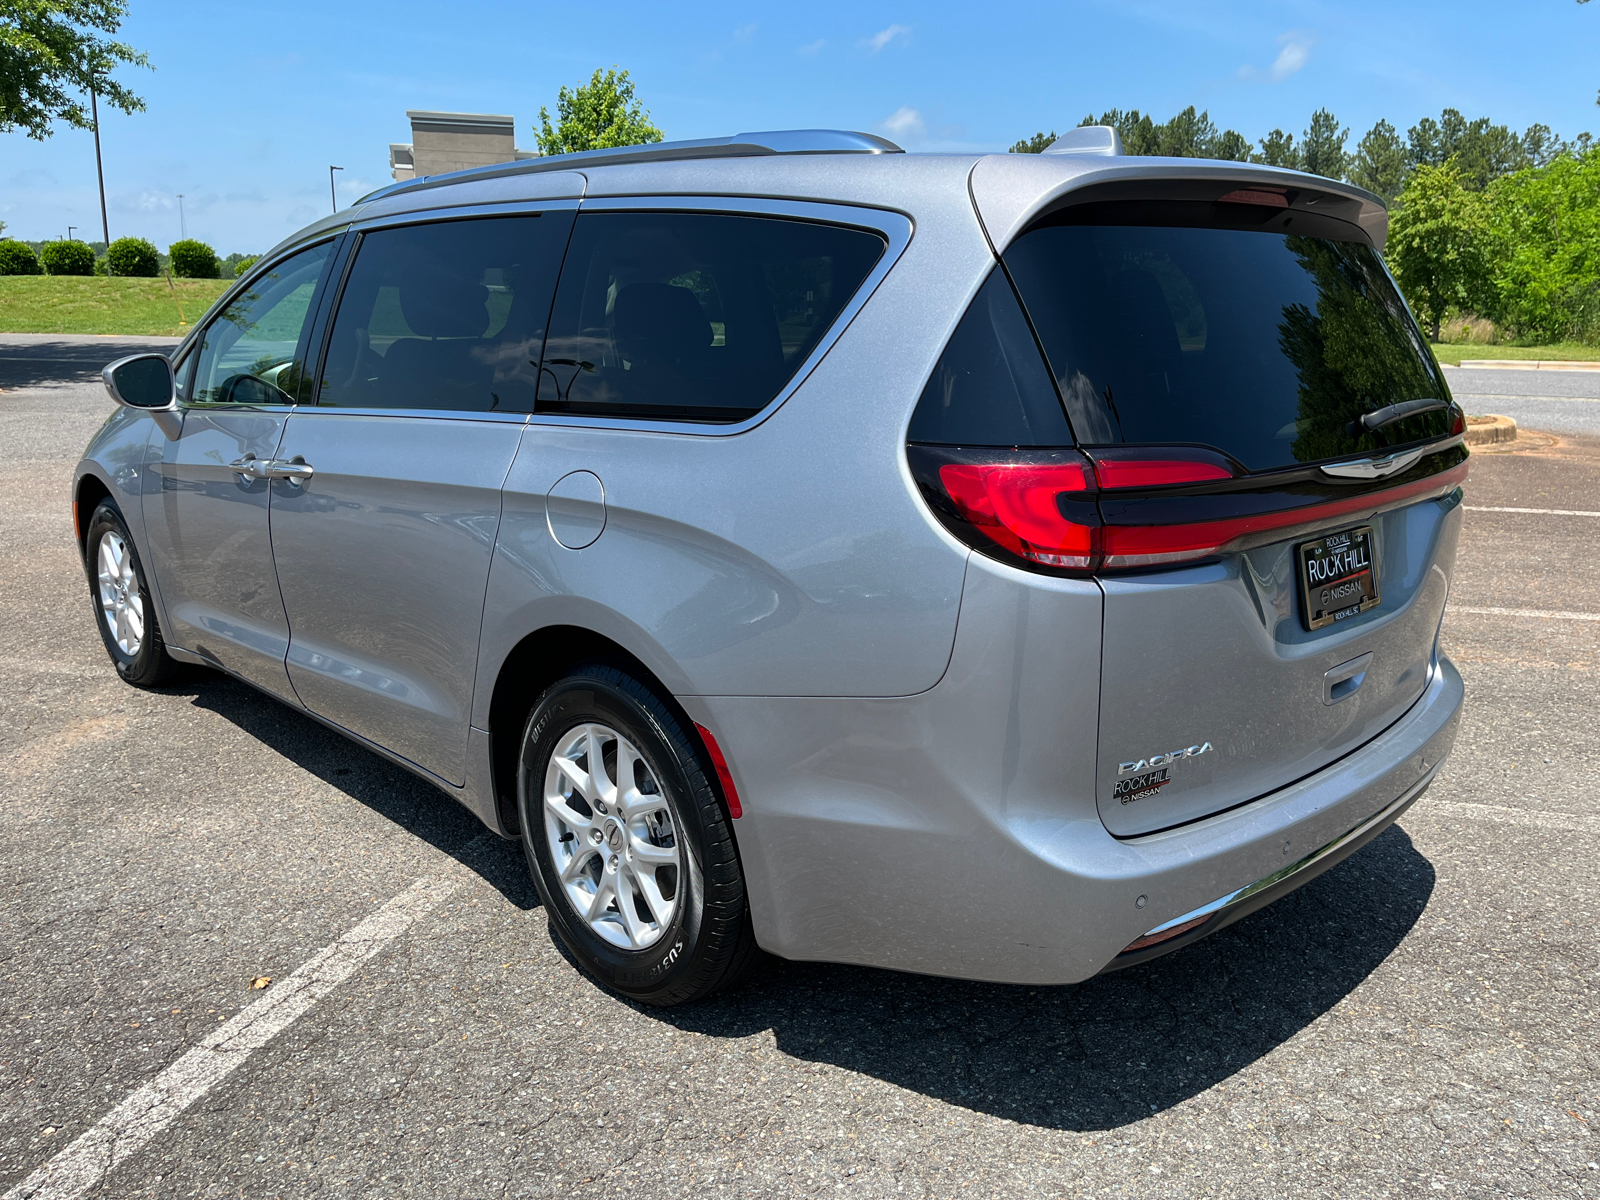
(346, 197, 581, 234)
(1128, 765, 1439, 945)
(523, 195, 914, 439)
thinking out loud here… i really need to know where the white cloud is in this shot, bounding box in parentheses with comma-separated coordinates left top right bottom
(1239, 31, 1316, 83)
(732, 23, 757, 43)
(878, 106, 926, 142)
(797, 38, 826, 56)
(862, 24, 910, 54)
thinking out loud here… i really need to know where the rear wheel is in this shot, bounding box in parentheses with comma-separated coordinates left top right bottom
(83, 500, 181, 688)
(518, 664, 757, 1005)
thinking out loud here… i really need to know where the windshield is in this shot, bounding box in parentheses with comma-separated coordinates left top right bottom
(1003, 202, 1455, 471)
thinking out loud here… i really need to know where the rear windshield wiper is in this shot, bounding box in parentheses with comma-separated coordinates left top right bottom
(1348, 397, 1450, 436)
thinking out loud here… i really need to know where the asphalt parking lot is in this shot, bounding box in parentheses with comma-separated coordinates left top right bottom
(2, 335, 1597, 1199)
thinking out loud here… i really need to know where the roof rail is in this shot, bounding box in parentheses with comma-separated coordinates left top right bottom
(362, 129, 904, 204)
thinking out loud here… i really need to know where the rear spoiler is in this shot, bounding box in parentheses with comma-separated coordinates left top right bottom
(968, 155, 1389, 254)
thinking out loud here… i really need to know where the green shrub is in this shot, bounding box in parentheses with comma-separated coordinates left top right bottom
(106, 237, 160, 277)
(0, 240, 43, 275)
(93, 255, 108, 276)
(228, 254, 260, 279)
(40, 240, 97, 276)
(169, 239, 220, 279)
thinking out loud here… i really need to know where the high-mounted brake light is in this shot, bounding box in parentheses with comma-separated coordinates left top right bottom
(1218, 188, 1288, 208)
(937, 460, 1097, 568)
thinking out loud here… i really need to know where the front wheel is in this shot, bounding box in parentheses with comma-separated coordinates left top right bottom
(83, 500, 182, 688)
(518, 665, 757, 1005)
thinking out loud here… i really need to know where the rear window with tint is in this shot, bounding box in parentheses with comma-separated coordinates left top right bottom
(536, 212, 886, 423)
(1003, 201, 1453, 471)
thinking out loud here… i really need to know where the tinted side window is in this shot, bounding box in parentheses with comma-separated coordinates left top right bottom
(191, 242, 332, 405)
(317, 213, 574, 413)
(537, 212, 886, 423)
(907, 270, 1072, 446)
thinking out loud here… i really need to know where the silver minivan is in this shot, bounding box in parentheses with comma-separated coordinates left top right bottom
(76, 127, 1466, 1005)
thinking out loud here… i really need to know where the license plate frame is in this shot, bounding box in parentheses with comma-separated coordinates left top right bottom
(1297, 524, 1381, 631)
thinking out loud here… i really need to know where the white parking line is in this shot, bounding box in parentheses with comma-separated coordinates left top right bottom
(1449, 605, 1600, 622)
(1420, 800, 1598, 836)
(1450, 393, 1600, 403)
(3, 875, 458, 1200)
(1465, 506, 1600, 518)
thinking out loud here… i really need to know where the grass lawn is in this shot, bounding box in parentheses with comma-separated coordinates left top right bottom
(0, 275, 232, 337)
(1430, 341, 1600, 366)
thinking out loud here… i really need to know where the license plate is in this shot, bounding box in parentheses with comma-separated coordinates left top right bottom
(1298, 525, 1380, 630)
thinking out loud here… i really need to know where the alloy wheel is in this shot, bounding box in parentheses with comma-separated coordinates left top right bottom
(97, 530, 144, 658)
(543, 722, 682, 950)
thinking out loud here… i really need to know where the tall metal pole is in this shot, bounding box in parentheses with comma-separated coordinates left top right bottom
(90, 80, 110, 246)
(329, 165, 344, 213)
(177, 194, 185, 240)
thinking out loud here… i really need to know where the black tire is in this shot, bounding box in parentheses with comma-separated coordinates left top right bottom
(518, 664, 759, 1005)
(82, 500, 182, 688)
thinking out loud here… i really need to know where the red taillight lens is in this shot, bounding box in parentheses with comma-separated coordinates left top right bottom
(1090, 455, 1235, 489)
(937, 460, 1098, 568)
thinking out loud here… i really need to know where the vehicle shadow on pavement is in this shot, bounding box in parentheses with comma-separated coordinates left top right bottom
(180, 673, 540, 911)
(664, 824, 1434, 1132)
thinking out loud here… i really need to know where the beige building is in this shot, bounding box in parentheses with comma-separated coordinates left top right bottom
(388, 111, 538, 182)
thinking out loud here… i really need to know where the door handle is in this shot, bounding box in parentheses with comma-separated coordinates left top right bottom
(258, 458, 314, 482)
(229, 454, 262, 478)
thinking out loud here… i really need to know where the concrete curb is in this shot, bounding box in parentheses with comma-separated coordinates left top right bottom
(1457, 359, 1600, 372)
(1465, 414, 1518, 445)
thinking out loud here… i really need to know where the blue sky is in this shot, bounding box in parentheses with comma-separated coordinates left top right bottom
(5, 0, 1597, 253)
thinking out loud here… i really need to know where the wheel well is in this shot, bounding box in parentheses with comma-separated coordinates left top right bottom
(486, 626, 686, 836)
(74, 475, 112, 557)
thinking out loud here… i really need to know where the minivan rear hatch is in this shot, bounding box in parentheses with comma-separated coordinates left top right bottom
(996, 182, 1467, 836)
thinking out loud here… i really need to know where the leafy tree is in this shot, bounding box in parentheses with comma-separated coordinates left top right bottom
(1300, 108, 1350, 180)
(1073, 107, 1250, 160)
(105, 234, 156, 276)
(1350, 119, 1408, 201)
(40, 237, 93, 273)
(1386, 160, 1493, 340)
(223, 252, 258, 278)
(168, 238, 218, 278)
(1484, 150, 1600, 341)
(1252, 128, 1301, 169)
(0, 238, 41, 273)
(0, 0, 148, 139)
(1407, 109, 1529, 190)
(535, 67, 662, 157)
(1009, 130, 1056, 153)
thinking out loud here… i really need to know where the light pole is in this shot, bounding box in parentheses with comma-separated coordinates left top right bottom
(177, 194, 186, 241)
(329, 165, 344, 213)
(90, 75, 110, 246)
(67, 226, 78, 241)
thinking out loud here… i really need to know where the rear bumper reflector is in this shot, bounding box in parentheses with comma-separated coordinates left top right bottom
(695, 723, 744, 820)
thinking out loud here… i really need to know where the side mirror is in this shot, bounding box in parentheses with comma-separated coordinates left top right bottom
(102, 353, 182, 439)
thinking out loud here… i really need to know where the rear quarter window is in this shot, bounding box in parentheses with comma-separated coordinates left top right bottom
(536, 211, 886, 424)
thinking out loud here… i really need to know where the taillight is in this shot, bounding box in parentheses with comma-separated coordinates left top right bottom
(910, 442, 1467, 576)
(937, 459, 1097, 568)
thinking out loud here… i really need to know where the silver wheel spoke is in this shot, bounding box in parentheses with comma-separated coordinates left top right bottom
(559, 844, 596, 883)
(552, 753, 594, 800)
(630, 866, 672, 927)
(616, 872, 649, 946)
(628, 837, 676, 865)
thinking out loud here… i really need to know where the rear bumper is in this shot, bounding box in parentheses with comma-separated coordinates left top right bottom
(690, 563, 1463, 986)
